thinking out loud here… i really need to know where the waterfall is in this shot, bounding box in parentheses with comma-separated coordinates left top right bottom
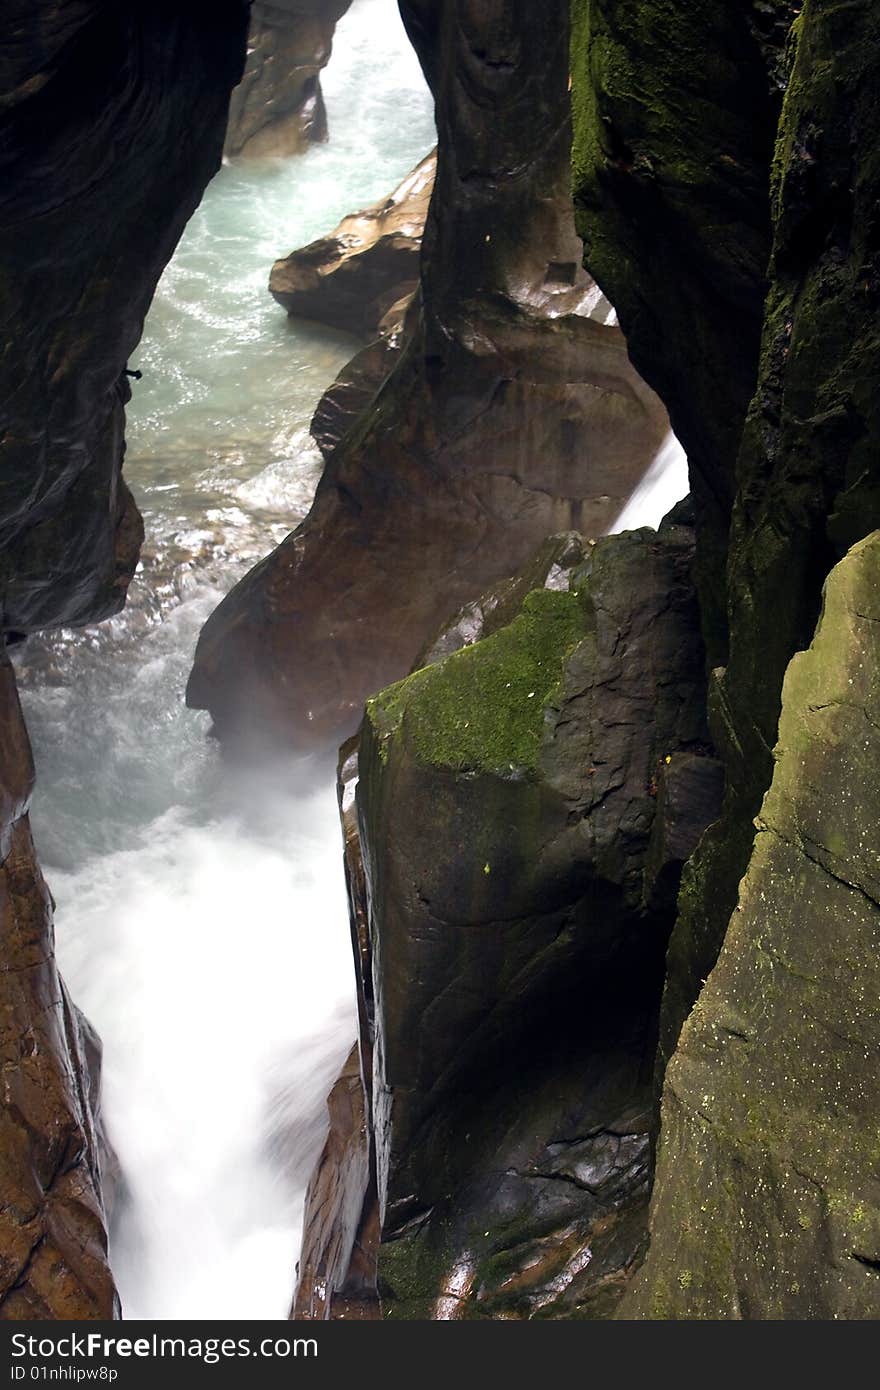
(608, 431, 690, 534)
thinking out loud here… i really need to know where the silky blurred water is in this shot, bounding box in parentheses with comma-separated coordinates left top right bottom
(14, 0, 435, 1321)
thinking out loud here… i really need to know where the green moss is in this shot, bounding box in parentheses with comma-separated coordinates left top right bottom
(366, 588, 588, 774)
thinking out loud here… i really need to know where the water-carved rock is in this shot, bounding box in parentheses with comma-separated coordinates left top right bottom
(0, 655, 116, 1319)
(0, 2, 249, 633)
(225, 2, 354, 159)
(271, 151, 435, 335)
(187, 0, 670, 750)
(340, 523, 719, 1317)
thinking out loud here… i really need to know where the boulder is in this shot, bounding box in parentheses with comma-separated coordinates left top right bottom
(225, 2, 354, 159)
(351, 524, 720, 1316)
(270, 152, 435, 334)
(624, 532, 880, 1319)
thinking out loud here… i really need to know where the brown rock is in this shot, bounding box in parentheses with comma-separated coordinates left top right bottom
(0, 654, 116, 1319)
(225, 1, 354, 159)
(270, 151, 435, 335)
(291, 1045, 379, 1320)
(187, 0, 670, 750)
(309, 294, 417, 459)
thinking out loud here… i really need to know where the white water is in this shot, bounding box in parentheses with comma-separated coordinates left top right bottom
(14, 0, 435, 1321)
(607, 431, 689, 533)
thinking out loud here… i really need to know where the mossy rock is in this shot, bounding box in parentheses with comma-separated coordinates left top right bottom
(624, 532, 880, 1319)
(357, 525, 716, 1316)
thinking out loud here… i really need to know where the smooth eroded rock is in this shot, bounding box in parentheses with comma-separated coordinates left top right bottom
(225, 1, 353, 159)
(0, 653, 116, 1319)
(0, 1, 248, 633)
(659, 0, 880, 1081)
(354, 525, 719, 1315)
(570, 0, 799, 660)
(270, 151, 435, 335)
(188, 2, 670, 751)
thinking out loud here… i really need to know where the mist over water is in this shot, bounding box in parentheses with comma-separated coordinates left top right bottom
(14, 0, 435, 1320)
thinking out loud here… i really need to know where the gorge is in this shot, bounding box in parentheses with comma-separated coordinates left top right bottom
(0, 0, 877, 1325)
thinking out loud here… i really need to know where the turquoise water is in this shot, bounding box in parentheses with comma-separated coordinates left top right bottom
(14, 0, 435, 1321)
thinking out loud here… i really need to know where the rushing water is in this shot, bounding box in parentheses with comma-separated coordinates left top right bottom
(14, 0, 435, 1321)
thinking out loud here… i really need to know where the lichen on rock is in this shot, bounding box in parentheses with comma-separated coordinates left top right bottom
(623, 532, 880, 1320)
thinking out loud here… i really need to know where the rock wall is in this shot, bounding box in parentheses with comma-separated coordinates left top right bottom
(225, 1, 353, 159)
(658, 0, 880, 1084)
(187, 0, 671, 750)
(0, 656, 117, 1318)
(573, 0, 880, 1318)
(570, 0, 798, 660)
(0, 0, 249, 633)
(624, 532, 880, 1318)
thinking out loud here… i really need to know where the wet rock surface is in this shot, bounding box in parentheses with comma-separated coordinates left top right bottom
(187, 0, 669, 749)
(625, 532, 880, 1319)
(291, 1044, 379, 1320)
(347, 524, 719, 1316)
(308, 305, 408, 461)
(0, 1, 248, 634)
(271, 151, 435, 335)
(658, 0, 880, 1087)
(0, 655, 116, 1319)
(225, 2, 353, 159)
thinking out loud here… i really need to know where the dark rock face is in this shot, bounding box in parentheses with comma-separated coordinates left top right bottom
(349, 526, 719, 1316)
(569, 0, 880, 1318)
(570, 0, 799, 662)
(624, 533, 880, 1319)
(659, 0, 880, 1085)
(0, 0, 249, 634)
(187, 0, 671, 749)
(270, 151, 435, 335)
(0, 655, 116, 1319)
(224, 1, 353, 159)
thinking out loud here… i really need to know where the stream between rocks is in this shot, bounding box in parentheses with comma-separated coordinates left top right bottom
(13, 0, 434, 1322)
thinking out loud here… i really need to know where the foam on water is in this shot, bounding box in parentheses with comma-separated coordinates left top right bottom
(15, 0, 435, 1321)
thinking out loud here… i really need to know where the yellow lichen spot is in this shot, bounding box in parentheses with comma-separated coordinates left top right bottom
(483, 863, 491, 875)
